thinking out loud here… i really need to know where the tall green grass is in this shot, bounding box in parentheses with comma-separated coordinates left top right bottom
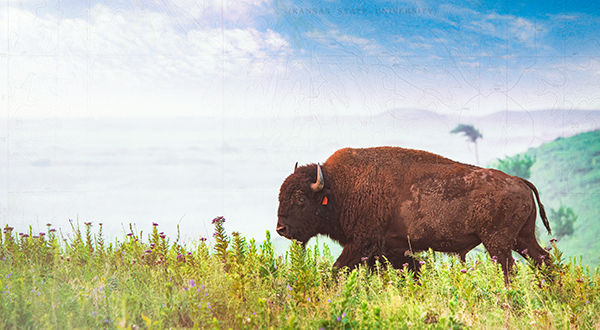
(1, 218, 599, 329)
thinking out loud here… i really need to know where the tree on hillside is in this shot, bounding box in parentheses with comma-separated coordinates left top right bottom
(550, 204, 578, 240)
(451, 124, 483, 165)
(491, 154, 536, 180)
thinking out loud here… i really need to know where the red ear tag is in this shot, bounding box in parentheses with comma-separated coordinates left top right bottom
(322, 196, 328, 205)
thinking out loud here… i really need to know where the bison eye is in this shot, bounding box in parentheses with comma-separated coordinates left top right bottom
(297, 195, 307, 205)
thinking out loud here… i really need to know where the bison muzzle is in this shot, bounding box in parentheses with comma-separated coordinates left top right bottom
(276, 147, 553, 281)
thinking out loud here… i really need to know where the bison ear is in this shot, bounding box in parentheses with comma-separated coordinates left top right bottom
(311, 163, 324, 192)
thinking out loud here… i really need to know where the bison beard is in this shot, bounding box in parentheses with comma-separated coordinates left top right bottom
(276, 147, 553, 282)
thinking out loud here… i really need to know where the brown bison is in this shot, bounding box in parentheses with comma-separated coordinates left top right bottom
(276, 147, 552, 280)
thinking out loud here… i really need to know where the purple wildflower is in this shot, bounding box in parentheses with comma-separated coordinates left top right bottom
(200, 237, 207, 242)
(361, 257, 368, 262)
(521, 249, 528, 254)
(402, 263, 409, 268)
(419, 261, 425, 265)
(152, 222, 158, 226)
(212, 216, 225, 225)
(189, 280, 196, 287)
(460, 269, 467, 273)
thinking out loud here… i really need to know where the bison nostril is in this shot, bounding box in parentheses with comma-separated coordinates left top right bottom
(276, 225, 287, 236)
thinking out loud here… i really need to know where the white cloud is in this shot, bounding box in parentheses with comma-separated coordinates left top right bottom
(2, 2, 293, 117)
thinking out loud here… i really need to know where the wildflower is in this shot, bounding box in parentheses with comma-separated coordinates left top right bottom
(152, 222, 159, 226)
(212, 216, 225, 225)
(540, 255, 545, 259)
(49, 229, 56, 233)
(307, 297, 310, 302)
(84, 222, 92, 226)
(402, 263, 409, 268)
(337, 316, 341, 322)
(287, 285, 292, 291)
(150, 243, 155, 248)
(419, 260, 425, 265)
(127, 233, 133, 237)
(207, 303, 211, 309)
(521, 249, 528, 254)
(187, 252, 192, 256)
(460, 269, 467, 273)
(145, 250, 152, 254)
(189, 280, 196, 287)
(39, 232, 45, 237)
(545, 246, 552, 251)
(404, 250, 411, 256)
(549, 238, 557, 243)
(159, 234, 166, 239)
(200, 237, 207, 242)
(46, 223, 51, 227)
(361, 257, 368, 262)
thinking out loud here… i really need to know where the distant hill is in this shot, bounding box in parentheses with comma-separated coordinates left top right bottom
(509, 130, 600, 266)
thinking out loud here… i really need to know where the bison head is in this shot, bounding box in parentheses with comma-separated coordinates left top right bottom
(276, 163, 329, 245)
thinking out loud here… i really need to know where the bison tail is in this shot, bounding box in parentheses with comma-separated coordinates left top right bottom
(521, 178, 552, 235)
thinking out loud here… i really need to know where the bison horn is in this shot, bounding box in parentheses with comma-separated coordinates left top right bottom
(294, 162, 298, 172)
(311, 163, 324, 192)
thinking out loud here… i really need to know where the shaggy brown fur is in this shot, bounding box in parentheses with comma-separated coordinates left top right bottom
(276, 147, 552, 281)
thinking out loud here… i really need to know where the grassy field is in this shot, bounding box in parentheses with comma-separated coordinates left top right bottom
(524, 130, 600, 267)
(1, 218, 599, 329)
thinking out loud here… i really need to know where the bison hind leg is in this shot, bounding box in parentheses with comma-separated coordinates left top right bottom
(514, 212, 552, 270)
(482, 244, 515, 284)
(514, 236, 552, 269)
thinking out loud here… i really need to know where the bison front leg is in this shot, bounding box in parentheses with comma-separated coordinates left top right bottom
(333, 245, 364, 269)
(333, 240, 384, 269)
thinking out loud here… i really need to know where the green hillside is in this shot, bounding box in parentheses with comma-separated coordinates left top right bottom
(503, 130, 600, 266)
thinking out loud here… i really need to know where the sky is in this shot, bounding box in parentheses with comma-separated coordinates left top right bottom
(1, 0, 599, 118)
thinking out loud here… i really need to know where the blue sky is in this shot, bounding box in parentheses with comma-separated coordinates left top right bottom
(1, 0, 599, 117)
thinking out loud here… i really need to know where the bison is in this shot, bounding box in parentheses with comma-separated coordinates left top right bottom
(276, 147, 552, 280)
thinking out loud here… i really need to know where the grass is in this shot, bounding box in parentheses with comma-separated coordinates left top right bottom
(504, 129, 600, 267)
(1, 218, 599, 329)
